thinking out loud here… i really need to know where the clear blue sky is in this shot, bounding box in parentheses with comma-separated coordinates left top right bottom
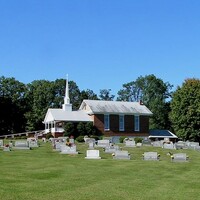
(0, 0, 200, 96)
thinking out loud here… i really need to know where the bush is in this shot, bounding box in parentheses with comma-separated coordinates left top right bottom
(76, 135, 85, 143)
(64, 122, 75, 137)
(90, 135, 99, 141)
(119, 136, 126, 143)
(134, 137, 143, 143)
(46, 133, 54, 139)
(85, 122, 97, 135)
(77, 122, 86, 136)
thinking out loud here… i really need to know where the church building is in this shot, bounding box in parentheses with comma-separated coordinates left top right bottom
(43, 77, 153, 141)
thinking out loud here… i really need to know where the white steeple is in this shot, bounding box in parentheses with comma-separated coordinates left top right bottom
(64, 74, 70, 104)
(62, 74, 72, 111)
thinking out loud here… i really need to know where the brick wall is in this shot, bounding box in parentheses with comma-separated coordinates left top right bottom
(93, 114, 150, 137)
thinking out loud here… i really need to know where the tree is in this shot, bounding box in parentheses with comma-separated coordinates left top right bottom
(99, 89, 115, 101)
(117, 74, 173, 129)
(77, 122, 86, 136)
(170, 78, 200, 141)
(85, 122, 97, 136)
(25, 80, 55, 131)
(0, 76, 27, 134)
(80, 89, 99, 101)
(64, 122, 75, 137)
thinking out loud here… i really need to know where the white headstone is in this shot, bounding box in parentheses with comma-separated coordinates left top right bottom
(85, 150, 101, 159)
(125, 140, 136, 147)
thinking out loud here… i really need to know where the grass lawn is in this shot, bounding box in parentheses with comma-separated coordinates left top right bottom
(1, 141, 200, 200)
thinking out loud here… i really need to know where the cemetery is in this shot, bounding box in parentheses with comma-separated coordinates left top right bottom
(1, 138, 200, 200)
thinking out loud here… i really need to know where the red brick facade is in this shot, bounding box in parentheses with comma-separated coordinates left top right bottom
(93, 114, 150, 137)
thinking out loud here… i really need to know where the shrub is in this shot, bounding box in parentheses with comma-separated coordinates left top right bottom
(64, 122, 75, 137)
(76, 135, 85, 143)
(90, 135, 99, 141)
(85, 122, 97, 135)
(119, 136, 126, 143)
(46, 133, 54, 139)
(134, 137, 143, 143)
(77, 122, 86, 136)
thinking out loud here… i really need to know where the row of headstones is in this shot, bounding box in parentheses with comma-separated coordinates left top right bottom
(51, 138, 133, 156)
(0, 138, 39, 151)
(85, 139, 142, 149)
(50, 137, 127, 155)
(152, 140, 200, 150)
(85, 150, 188, 162)
(143, 152, 189, 162)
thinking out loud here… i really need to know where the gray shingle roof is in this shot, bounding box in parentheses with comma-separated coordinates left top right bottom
(80, 100, 153, 115)
(44, 109, 93, 123)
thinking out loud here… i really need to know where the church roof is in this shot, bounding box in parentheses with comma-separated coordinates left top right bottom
(149, 130, 178, 138)
(79, 100, 153, 115)
(44, 109, 92, 123)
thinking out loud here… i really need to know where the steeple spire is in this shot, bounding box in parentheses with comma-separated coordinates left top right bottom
(62, 74, 72, 111)
(64, 74, 70, 104)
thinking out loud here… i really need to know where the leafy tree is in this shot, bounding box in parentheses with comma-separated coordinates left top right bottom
(77, 122, 86, 136)
(51, 79, 66, 108)
(64, 122, 75, 137)
(68, 80, 81, 110)
(117, 74, 173, 129)
(117, 81, 141, 102)
(25, 80, 55, 131)
(99, 89, 115, 101)
(80, 89, 99, 101)
(85, 122, 97, 136)
(0, 76, 27, 134)
(0, 76, 27, 103)
(170, 78, 200, 141)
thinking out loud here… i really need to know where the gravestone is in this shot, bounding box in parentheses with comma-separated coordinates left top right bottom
(3, 145, 11, 151)
(0, 140, 4, 147)
(88, 141, 95, 149)
(58, 137, 68, 143)
(171, 153, 188, 162)
(136, 143, 142, 147)
(113, 150, 130, 160)
(60, 145, 78, 154)
(143, 152, 159, 161)
(54, 142, 62, 151)
(13, 140, 30, 150)
(142, 138, 152, 146)
(152, 141, 162, 147)
(96, 140, 110, 148)
(27, 138, 38, 148)
(163, 143, 174, 149)
(85, 150, 101, 159)
(104, 145, 120, 153)
(188, 142, 199, 150)
(175, 141, 187, 149)
(69, 138, 75, 144)
(9, 141, 13, 148)
(125, 140, 136, 147)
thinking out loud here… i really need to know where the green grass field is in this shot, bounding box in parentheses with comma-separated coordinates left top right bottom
(1, 141, 200, 200)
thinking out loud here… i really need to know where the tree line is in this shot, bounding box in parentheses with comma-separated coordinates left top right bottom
(0, 74, 199, 141)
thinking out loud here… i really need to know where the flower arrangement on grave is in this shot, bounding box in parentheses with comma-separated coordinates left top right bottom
(5, 144, 9, 147)
(112, 153, 115, 156)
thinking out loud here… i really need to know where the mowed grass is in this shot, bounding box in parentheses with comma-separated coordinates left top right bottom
(1, 141, 200, 200)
